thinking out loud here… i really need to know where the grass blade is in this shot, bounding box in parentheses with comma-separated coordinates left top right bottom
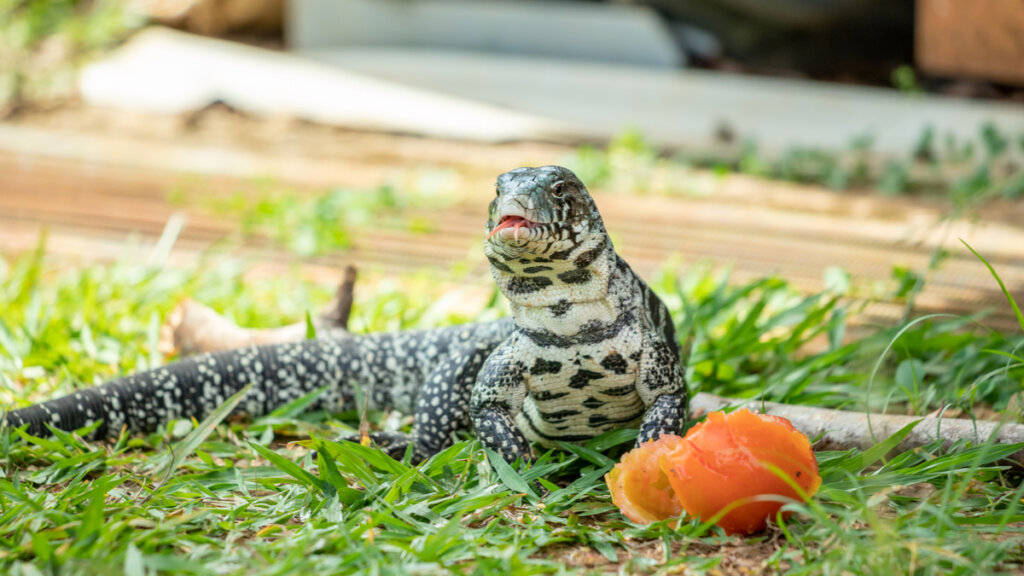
(305, 310, 317, 339)
(265, 385, 328, 419)
(249, 441, 326, 492)
(314, 440, 365, 505)
(156, 383, 253, 480)
(828, 419, 921, 478)
(557, 441, 615, 468)
(484, 447, 538, 501)
(961, 239, 1024, 333)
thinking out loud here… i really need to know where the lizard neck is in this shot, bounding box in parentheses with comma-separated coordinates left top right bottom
(487, 234, 626, 338)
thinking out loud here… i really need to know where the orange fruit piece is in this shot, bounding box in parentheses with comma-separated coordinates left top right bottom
(605, 409, 820, 535)
(605, 434, 685, 524)
(662, 409, 821, 535)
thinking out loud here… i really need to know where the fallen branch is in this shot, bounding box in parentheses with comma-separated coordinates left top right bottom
(159, 265, 355, 355)
(130, 0, 284, 35)
(692, 393, 1024, 467)
(162, 265, 1024, 466)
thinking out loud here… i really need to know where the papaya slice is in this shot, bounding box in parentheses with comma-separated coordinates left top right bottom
(606, 410, 821, 535)
(605, 434, 685, 524)
(661, 409, 821, 535)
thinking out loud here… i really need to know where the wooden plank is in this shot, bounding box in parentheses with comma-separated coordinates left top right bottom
(2, 149, 1023, 333)
(917, 0, 1024, 86)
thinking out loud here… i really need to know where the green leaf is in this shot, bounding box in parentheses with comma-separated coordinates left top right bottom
(483, 448, 538, 501)
(557, 442, 615, 468)
(265, 385, 328, 419)
(249, 441, 328, 496)
(156, 383, 253, 481)
(589, 534, 619, 563)
(336, 438, 412, 477)
(314, 441, 364, 505)
(981, 348, 1024, 365)
(14, 427, 74, 458)
(31, 530, 52, 564)
(413, 516, 462, 562)
(828, 308, 847, 351)
(314, 437, 379, 489)
(585, 428, 639, 453)
(829, 419, 921, 478)
(79, 475, 118, 543)
(124, 543, 145, 576)
(545, 466, 611, 509)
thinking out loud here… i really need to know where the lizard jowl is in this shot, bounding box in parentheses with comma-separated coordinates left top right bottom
(3, 166, 689, 464)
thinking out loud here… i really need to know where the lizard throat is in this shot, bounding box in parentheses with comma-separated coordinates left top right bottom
(487, 237, 615, 311)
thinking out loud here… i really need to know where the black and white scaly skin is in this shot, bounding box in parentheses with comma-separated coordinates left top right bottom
(3, 322, 512, 456)
(472, 166, 687, 462)
(3, 166, 687, 463)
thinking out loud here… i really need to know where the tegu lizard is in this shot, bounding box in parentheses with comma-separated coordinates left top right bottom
(3, 166, 688, 463)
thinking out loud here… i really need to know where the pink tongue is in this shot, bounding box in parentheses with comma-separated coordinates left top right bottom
(487, 217, 526, 240)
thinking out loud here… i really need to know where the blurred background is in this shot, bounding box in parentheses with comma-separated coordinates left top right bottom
(2, 0, 1024, 334)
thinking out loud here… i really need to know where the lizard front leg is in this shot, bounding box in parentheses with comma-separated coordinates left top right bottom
(469, 339, 532, 464)
(636, 339, 688, 443)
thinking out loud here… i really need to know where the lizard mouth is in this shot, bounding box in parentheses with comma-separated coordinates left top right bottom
(488, 215, 536, 242)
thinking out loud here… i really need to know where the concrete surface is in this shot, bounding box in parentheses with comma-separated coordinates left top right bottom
(79, 28, 567, 142)
(303, 47, 1024, 156)
(80, 27, 1024, 156)
(287, 0, 682, 68)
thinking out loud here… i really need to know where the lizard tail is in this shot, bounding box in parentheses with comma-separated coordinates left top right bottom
(3, 337, 358, 439)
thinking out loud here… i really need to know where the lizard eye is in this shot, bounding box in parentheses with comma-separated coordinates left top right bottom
(495, 187, 500, 197)
(551, 181, 565, 198)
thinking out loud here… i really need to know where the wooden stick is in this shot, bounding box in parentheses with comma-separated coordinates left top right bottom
(159, 266, 355, 355)
(321, 265, 357, 330)
(691, 393, 1024, 466)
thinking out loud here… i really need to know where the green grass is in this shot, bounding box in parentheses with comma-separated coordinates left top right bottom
(167, 181, 455, 257)
(0, 0, 143, 112)
(2, 238, 1024, 575)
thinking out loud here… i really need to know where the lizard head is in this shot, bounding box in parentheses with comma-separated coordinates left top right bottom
(484, 166, 615, 308)
(484, 165, 607, 260)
